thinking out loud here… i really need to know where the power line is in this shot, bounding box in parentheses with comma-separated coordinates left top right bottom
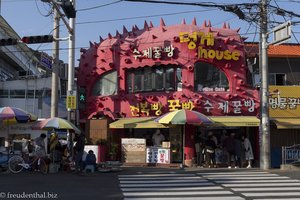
(77, 0, 123, 12)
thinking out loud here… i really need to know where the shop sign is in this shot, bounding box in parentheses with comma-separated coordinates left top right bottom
(201, 87, 226, 92)
(132, 45, 175, 60)
(269, 86, 300, 117)
(146, 147, 170, 164)
(179, 31, 240, 61)
(129, 99, 256, 116)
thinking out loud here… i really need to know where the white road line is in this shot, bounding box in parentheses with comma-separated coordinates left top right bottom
(232, 187, 300, 191)
(123, 190, 233, 197)
(120, 182, 215, 187)
(242, 192, 300, 197)
(223, 182, 300, 187)
(201, 174, 280, 177)
(120, 179, 209, 184)
(204, 176, 290, 180)
(119, 174, 195, 177)
(121, 186, 224, 192)
(215, 179, 300, 183)
(119, 176, 201, 180)
(254, 199, 300, 200)
(124, 197, 244, 200)
(198, 172, 269, 175)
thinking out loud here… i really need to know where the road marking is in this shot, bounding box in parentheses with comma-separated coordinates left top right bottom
(121, 186, 223, 192)
(124, 197, 244, 200)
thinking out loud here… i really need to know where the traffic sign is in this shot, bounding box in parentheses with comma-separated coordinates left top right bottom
(66, 90, 77, 110)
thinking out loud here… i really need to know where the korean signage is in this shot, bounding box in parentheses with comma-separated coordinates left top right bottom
(66, 90, 77, 110)
(146, 147, 170, 164)
(130, 99, 256, 117)
(269, 86, 300, 117)
(132, 45, 175, 60)
(179, 31, 240, 61)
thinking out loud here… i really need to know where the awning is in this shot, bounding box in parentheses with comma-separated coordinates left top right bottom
(271, 118, 300, 129)
(109, 117, 168, 129)
(210, 116, 260, 127)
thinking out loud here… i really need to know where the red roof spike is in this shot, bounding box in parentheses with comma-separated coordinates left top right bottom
(116, 30, 121, 37)
(236, 27, 241, 33)
(223, 23, 227, 29)
(242, 37, 248, 41)
(89, 41, 93, 47)
(108, 33, 113, 39)
(191, 17, 197, 25)
(161, 26, 166, 32)
(134, 25, 139, 31)
(160, 18, 166, 26)
(144, 20, 149, 30)
(123, 25, 128, 34)
(208, 20, 212, 27)
(202, 20, 207, 28)
(182, 18, 186, 24)
(99, 36, 104, 43)
(149, 21, 154, 28)
(227, 23, 231, 29)
(152, 35, 157, 39)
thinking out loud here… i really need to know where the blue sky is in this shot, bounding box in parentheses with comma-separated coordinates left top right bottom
(2, 0, 300, 65)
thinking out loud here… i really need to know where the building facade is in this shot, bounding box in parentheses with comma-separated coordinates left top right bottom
(77, 18, 260, 166)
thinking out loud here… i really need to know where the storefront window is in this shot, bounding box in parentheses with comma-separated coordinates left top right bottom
(92, 71, 117, 96)
(126, 65, 179, 93)
(194, 62, 229, 92)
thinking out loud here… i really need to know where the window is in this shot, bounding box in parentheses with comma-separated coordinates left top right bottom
(0, 90, 9, 98)
(10, 90, 25, 98)
(126, 65, 179, 93)
(92, 71, 117, 96)
(194, 62, 229, 92)
(269, 73, 286, 85)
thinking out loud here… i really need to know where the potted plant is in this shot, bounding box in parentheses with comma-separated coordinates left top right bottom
(109, 143, 118, 161)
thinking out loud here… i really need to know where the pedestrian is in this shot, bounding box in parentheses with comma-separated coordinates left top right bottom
(152, 129, 165, 146)
(242, 135, 254, 168)
(84, 150, 97, 173)
(234, 135, 244, 168)
(223, 132, 237, 168)
(195, 132, 204, 167)
(34, 133, 47, 157)
(73, 133, 85, 173)
(205, 135, 217, 168)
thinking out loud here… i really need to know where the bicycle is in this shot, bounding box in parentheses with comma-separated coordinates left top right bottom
(8, 154, 47, 174)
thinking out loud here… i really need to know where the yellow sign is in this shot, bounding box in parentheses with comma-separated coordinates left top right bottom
(66, 96, 76, 110)
(179, 31, 240, 61)
(269, 86, 300, 117)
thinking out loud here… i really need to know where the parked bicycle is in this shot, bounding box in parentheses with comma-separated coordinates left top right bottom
(8, 154, 47, 174)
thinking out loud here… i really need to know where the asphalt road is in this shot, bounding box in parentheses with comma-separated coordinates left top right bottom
(1, 167, 300, 200)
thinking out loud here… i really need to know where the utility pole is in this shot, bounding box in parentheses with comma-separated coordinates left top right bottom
(260, 0, 271, 170)
(67, 0, 76, 123)
(51, 5, 60, 118)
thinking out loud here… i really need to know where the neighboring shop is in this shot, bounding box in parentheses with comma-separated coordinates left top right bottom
(269, 85, 300, 168)
(77, 19, 260, 167)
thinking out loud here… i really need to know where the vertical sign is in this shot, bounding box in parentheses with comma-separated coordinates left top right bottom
(66, 90, 77, 110)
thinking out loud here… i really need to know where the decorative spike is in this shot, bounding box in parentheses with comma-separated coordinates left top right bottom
(132, 25, 136, 32)
(202, 20, 207, 28)
(242, 37, 248, 41)
(208, 20, 212, 27)
(108, 33, 112, 39)
(223, 23, 227, 29)
(89, 41, 93, 47)
(236, 27, 241, 33)
(123, 25, 128, 34)
(216, 31, 220, 36)
(208, 27, 212, 32)
(160, 18, 166, 26)
(144, 20, 149, 30)
(152, 35, 157, 39)
(134, 24, 139, 31)
(227, 23, 231, 29)
(149, 21, 154, 28)
(161, 26, 166, 32)
(116, 30, 121, 37)
(99, 36, 104, 43)
(191, 17, 197, 25)
(182, 18, 186, 24)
